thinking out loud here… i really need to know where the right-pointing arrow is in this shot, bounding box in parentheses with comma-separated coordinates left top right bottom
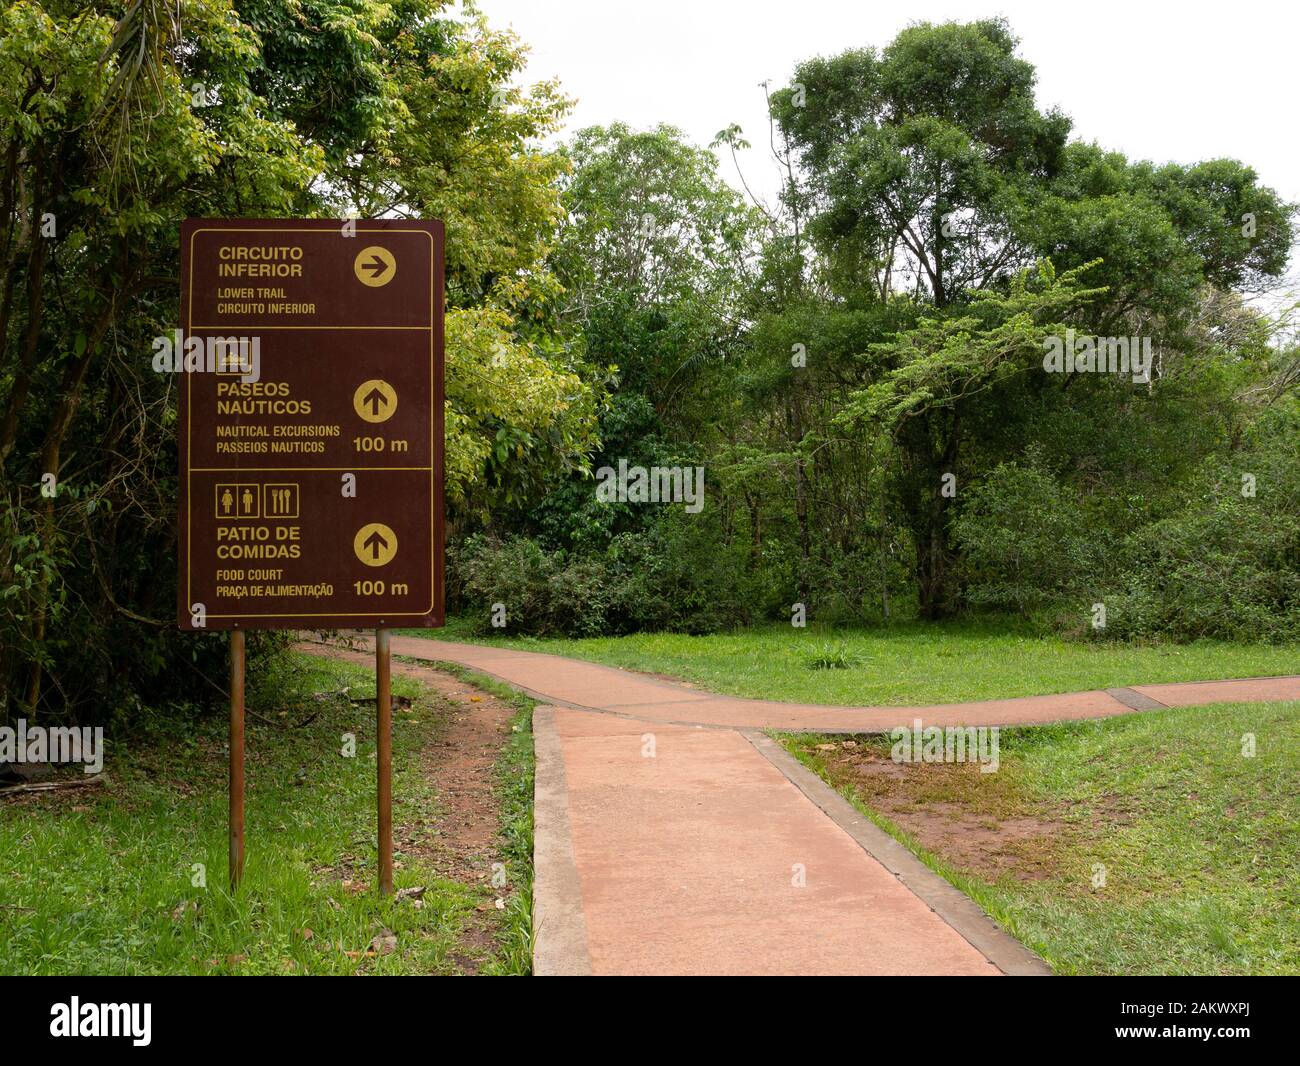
(362, 254, 388, 279)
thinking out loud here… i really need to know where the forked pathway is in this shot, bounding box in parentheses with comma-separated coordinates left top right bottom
(302, 634, 1300, 976)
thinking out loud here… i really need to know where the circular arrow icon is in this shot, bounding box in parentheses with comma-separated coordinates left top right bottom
(353, 522, 398, 567)
(353, 245, 396, 287)
(352, 379, 397, 423)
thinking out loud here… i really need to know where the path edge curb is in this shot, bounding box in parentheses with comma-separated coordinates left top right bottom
(532, 705, 593, 976)
(742, 729, 1054, 977)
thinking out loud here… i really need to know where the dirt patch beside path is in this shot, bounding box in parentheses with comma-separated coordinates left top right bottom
(296, 641, 523, 969)
(803, 739, 1072, 883)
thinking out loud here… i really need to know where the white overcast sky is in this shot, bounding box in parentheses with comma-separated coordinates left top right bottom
(473, 0, 1298, 234)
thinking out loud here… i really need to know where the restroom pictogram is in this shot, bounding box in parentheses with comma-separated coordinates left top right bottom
(215, 483, 260, 519)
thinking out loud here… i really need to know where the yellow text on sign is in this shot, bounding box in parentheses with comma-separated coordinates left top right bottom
(353, 379, 397, 423)
(354, 523, 398, 567)
(353, 246, 396, 288)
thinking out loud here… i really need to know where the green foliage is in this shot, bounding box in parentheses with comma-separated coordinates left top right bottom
(555, 122, 758, 325)
(759, 17, 1295, 623)
(954, 456, 1097, 616)
(455, 515, 762, 639)
(512, 48, 1295, 635)
(445, 304, 602, 509)
(0, 652, 531, 974)
(772, 18, 1073, 304)
(955, 404, 1300, 641)
(456, 534, 612, 638)
(1105, 406, 1300, 642)
(835, 260, 1107, 437)
(0, 1, 601, 724)
(548, 122, 760, 449)
(457, 122, 769, 633)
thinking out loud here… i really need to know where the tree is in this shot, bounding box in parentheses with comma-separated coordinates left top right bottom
(519, 123, 759, 551)
(0, 0, 600, 723)
(554, 123, 757, 418)
(770, 18, 1294, 617)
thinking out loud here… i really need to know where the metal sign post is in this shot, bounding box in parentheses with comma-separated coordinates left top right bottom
(375, 628, 393, 896)
(229, 629, 245, 890)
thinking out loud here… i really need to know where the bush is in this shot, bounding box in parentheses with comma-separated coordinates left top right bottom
(455, 535, 609, 638)
(953, 409, 1300, 643)
(954, 458, 1100, 616)
(803, 640, 860, 670)
(454, 509, 762, 637)
(1102, 412, 1300, 642)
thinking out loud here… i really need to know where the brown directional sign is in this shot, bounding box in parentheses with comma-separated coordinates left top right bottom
(177, 219, 444, 630)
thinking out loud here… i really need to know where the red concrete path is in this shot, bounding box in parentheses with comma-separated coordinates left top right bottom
(370, 633, 1300, 731)
(304, 635, 1300, 976)
(541, 707, 1003, 975)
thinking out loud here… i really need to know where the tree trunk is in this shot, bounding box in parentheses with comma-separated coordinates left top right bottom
(900, 412, 960, 621)
(20, 267, 122, 716)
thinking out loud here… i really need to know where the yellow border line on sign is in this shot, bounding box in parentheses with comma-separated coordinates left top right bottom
(187, 224, 438, 619)
(208, 611, 434, 618)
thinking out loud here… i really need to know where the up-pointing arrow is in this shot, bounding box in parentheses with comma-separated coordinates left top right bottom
(363, 529, 389, 560)
(363, 386, 389, 415)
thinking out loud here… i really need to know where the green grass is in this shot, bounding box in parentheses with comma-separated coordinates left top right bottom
(0, 653, 533, 975)
(407, 616, 1300, 706)
(783, 700, 1300, 975)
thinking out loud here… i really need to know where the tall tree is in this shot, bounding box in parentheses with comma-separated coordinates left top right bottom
(518, 123, 758, 551)
(770, 18, 1294, 617)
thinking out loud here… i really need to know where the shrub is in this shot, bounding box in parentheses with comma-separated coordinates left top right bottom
(954, 458, 1099, 616)
(455, 535, 605, 637)
(454, 509, 761, 637)
(1103, 414, 1300, 642)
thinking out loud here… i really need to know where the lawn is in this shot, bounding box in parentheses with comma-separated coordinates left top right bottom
(412, 617, 1300, 706)
(0, 653, 533, 975)
(782, 699, 1300, 975)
